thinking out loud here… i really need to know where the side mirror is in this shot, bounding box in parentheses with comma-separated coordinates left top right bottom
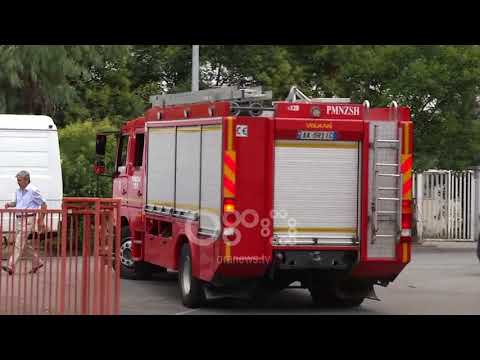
(96, 134, 107, 156)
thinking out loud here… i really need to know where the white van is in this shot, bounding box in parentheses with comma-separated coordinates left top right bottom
(0, 115, 63, 234)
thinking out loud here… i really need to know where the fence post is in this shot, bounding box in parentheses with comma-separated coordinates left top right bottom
(415, 172, 424, 243)
(474, 167, 480, 242)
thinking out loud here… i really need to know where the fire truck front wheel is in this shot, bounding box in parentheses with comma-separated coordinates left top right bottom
(118, 225, 153, 280)
(179, 244, 205, 308)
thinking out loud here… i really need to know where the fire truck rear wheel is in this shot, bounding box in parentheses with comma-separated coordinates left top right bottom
(179, 243, 205, 308)
(309, 284, 365, 308)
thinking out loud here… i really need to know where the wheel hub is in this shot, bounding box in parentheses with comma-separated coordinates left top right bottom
(120, 240, 134, 268)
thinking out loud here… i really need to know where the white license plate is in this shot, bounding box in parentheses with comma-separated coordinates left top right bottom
(297, 131, 337, 140)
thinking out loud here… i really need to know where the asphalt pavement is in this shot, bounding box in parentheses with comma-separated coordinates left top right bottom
(120, 242, 480, 315)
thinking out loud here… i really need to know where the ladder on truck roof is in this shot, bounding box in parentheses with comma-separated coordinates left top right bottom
(286, 86, 351, 103)
(150, 86, 358, 117)
(371, 101, 403, 245)
(150, 86, 273, 107)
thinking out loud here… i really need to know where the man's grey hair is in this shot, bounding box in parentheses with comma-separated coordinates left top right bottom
(16, 170, 30, 183)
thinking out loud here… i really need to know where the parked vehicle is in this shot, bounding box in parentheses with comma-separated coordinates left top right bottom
(0, 115, 63, 243)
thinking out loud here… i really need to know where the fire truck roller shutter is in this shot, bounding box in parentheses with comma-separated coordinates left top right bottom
(273, 140, 360, 245)
(175, 127, 201, 215)
(146, 128, 176, 211)
(200, 125, 222, 235)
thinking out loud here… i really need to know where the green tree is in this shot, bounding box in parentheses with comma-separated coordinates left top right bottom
(286, 45, 480, 170)
(59, 119, 117, 198)
(61, 45, 145, 127)
(0, 45, 129, 122)
(128, 45, 304, 101)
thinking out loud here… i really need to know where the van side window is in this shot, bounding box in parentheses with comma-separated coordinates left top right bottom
(117, 135, 129, 170)
(134, 133, 144, 167)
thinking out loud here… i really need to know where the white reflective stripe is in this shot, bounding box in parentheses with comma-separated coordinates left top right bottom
(401, 229, 411, 237)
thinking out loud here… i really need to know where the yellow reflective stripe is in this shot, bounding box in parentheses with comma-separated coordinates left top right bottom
(402, 243, 409, 263)
(224, 189, 234, 198)
(150, 201, 174, 207)
(148, 202, 220, 215)
(175, 204, 200, 211)
(224, 243, 231, 260)
(200, 208, 221, 215)
(402, 154, 413, 200)
(202, 125, 222, 132)
(224, 150, 236, 199)
(224, 165, 236, 183)
(275, 141, 358, 149)
(274, 227, 357, 234)
(227, 117, 234, 151)
(403, 122, 411, 155)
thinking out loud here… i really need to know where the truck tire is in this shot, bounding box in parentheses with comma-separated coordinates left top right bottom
(179, 243, 205, 308)
(118, 225, 152, 280)
(309, 284, 365, 308)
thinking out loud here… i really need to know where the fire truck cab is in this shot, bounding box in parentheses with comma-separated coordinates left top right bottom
(96, 86, 414, 308)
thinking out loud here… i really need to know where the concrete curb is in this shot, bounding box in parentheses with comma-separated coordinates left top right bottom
(413, 240, 477, 249)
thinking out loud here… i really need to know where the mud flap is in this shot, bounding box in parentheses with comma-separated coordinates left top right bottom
(366, 284, 381, 301)
(336, 281, 381, 302)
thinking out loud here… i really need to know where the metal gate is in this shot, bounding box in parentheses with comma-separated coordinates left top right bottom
(0, 198, 120, 315)
(414, 170, 475, 241)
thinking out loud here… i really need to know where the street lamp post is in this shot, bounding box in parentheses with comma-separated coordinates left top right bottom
(192, 45, 199, 92)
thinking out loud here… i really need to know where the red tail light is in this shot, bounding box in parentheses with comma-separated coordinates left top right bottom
(223, 199, 236, 214)
(223, 199, 237, 226)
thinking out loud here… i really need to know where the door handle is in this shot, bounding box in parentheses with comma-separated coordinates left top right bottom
(122, 189, 127, 195)
(137, 190, 142, 197)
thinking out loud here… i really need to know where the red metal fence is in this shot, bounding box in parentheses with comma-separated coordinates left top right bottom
(0, 198, 120, 315)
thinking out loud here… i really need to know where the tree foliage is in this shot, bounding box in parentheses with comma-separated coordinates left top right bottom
(59, 119, 116, 198)
(0, 46, 127, 120)
(4, 45, 480, 196)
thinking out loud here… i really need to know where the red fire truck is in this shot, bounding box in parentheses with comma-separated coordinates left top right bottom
(95, 86, 414, 308)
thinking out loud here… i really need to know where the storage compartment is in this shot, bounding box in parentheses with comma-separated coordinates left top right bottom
(273, 140, 360, 245)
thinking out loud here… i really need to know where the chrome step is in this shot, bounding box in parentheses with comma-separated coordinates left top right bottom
(376, 163, 399, 167)
(376, 139, 399, 143)
(378, 173, 401, 177)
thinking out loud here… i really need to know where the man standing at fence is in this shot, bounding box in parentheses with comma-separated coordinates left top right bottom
(2, 170, 47, 275)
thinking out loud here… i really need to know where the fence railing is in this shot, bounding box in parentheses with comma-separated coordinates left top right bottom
(414, 170, 476, 242)
(0, 198, 120, 315)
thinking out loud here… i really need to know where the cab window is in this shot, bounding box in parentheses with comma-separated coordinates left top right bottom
(117, 135, 129, 171)
(134, 133, 144, 168)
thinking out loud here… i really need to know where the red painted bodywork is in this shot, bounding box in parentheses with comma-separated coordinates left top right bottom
(111, 101, 413, 284)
